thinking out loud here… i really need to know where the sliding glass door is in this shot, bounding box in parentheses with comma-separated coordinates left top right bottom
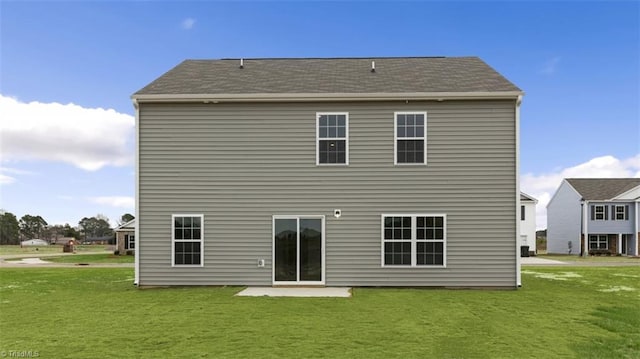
(273, 216, 324, 284)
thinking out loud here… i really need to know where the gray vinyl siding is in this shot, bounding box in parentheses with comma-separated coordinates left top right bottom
(547, 181, 582, 254)
(138, 100, 517, 287)
(587, 202, 636, 233)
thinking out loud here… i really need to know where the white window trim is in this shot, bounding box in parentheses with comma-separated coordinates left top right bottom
(125, 234, 135, 250)
(380, 213, 447, 268)
(171, 214, 204, 267)
(614, 205, 626, 221)
(394, 111, 427, 165)
(594, 205, 605, 221)
(272, 215, 326, 285)
(316, 112, 349, 166)
(589, 234, 608, 250)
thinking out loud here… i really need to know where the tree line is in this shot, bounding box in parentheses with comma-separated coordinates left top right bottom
(0, 211, 134, 245)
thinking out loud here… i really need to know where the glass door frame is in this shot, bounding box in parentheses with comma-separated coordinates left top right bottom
(272, 215, 325, 286)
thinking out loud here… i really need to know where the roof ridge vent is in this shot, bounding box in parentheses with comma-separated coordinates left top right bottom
(371, 61, 376, 73)
(239, 58, 244, 69)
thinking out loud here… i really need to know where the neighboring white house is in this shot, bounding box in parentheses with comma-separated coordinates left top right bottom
(21, 239, 49, 246)
(520, 193, 537, 256)
(547, 178, 640, 256)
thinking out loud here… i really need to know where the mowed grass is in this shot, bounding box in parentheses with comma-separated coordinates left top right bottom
(44, 253, 134, 264)
(0, 245, 107, 255)
(539, 254, 640, 263)
(0, 267, 638, 359)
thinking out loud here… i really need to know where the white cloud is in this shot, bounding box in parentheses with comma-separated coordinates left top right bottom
(0, 166, 36, 186)
(521, 154, 640, 229)
(88, 196, 134, 209)
(0, 174, 16, 185)
(182, 18, 196, 30)
(0, 95, 134, 171)
(0, 167, 36, 175)
(539, 56, 561, 75)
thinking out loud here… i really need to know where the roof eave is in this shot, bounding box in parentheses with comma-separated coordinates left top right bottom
(114, 219, 136, 231)
(131, 91, 524, 103)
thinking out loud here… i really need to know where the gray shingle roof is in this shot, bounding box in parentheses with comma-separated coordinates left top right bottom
(134, 57, 521, 96)
(566, 178, 640, 200)
(520, 192, 537, 202)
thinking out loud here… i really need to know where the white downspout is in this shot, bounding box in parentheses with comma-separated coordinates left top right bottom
(515, 95, 522, 287)
(582, 200, 589, 257)
(633, 200, 640, 257)
(133, 98, 140, 286)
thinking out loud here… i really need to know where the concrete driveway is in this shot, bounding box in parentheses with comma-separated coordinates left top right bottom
(0, 251, 133, 268)
(521, 257, 566, 265)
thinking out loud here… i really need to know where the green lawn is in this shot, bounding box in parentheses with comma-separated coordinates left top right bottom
(0, 245, 108, 255)
(0, 267, 638, 358)
(539, 254, 640, 263)
(43, 253, 134, 264)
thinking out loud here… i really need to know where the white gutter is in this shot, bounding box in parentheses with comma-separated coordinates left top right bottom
(132, 91, 523, 103)
(133, 98, 140, 286)
(515, 95, 522, 287)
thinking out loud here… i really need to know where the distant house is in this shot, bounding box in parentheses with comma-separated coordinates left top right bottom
(84, 235, 115, 245)
(519, 193, 538, 256)
(50, 237, 75, 245)
(21, 239, 49, 246)
(114, 219, 135, 254)
(132, 57, 524, 288)
(547, 178, 639, 256)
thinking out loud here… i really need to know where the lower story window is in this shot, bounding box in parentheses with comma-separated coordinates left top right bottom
(172, 214, 204, 266)
(589, 235, 608, 250)
(125, 234, 135, 250)
(382, 214, 446, 267)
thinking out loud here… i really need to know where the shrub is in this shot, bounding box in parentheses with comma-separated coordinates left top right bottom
(125, 250, 134, 256)
(589, 249, 612, 256)
(113, 250, 120, 256)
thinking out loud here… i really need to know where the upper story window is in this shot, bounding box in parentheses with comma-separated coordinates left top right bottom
(172, 214, 204, 266)
(614, 205, 629, 221)
(382, 214, 446, 267)
(521, 205, 525, 221)
(317, 113, 348, 165)
(591, 205, 607, 221)
(395, 112, 426, 165)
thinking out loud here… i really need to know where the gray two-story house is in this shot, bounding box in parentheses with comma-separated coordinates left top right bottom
(547, 178, 640, 256)
(132, 57, 524, 288)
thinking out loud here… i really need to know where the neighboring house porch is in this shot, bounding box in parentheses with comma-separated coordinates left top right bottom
(582, 233, 636, 256)
(520, 192, 537, 256)
(115, 219, 135, 254)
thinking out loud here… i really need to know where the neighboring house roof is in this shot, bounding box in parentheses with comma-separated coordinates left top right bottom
(51, 237, 75, 244)
(115, 219, 135, 232)
(133, 57, 522, 97)
(85, 235, 114, 242)
(520, 192, 537, 203)
(565, 178, 640, 200)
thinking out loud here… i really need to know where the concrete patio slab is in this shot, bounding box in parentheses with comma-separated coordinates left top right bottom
(236, 287, 352, 297)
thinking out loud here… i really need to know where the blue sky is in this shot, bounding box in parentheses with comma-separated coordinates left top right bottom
(1, 1, 639, 228)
